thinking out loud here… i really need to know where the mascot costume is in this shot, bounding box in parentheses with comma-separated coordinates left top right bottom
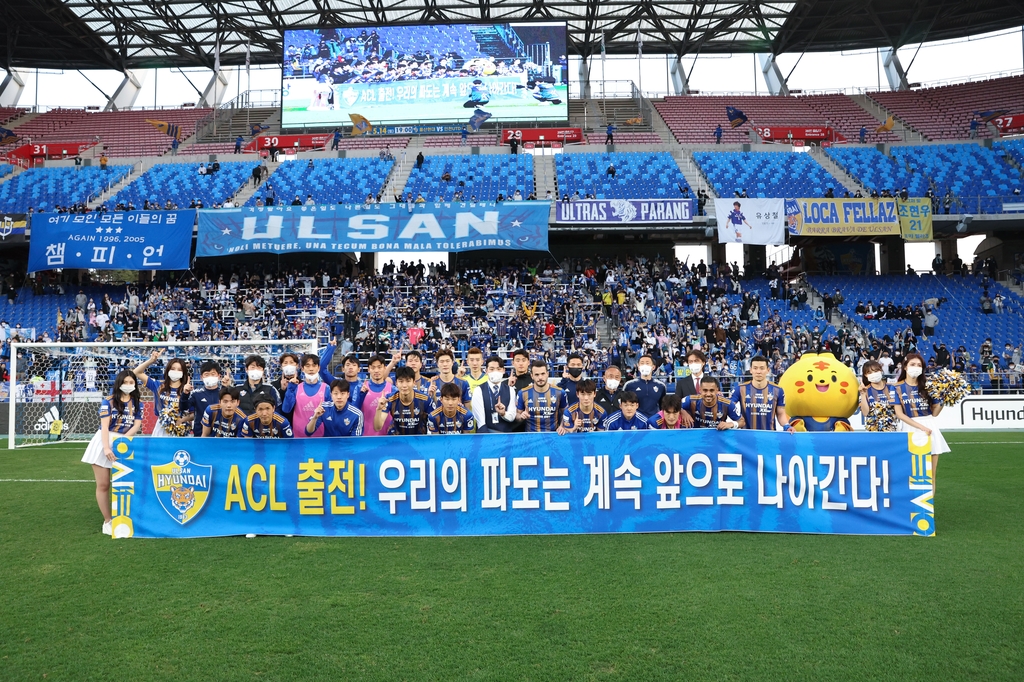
(778, 353, 858, 432)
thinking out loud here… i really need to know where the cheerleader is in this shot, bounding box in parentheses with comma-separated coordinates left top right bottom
(133, 349, 191, 437)
(81, 369, 143, 535)
(894, 352, 950, 486)
(858, 360, 905, 432)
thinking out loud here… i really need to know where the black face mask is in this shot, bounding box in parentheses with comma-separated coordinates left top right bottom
(567, 367, 583, 378)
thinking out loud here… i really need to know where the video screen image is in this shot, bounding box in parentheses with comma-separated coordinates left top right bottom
(282, 22, 568, 129)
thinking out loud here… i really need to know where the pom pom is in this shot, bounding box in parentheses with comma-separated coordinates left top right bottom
(865, 400, 898, 432)
(926, 368, 972, 407)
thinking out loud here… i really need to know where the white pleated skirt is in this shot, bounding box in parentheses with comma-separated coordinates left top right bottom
(81, 431, 111, 468)
(152, 422, 169, 438)
(902, 414, 951, 455)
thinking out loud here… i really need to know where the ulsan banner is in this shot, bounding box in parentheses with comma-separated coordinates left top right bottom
(897, 198, 934, 242)
(28, 210, 196, 272)
(196, 202, 549, 256)
(785, 198, 901, 237)
(556, 199, 694, 224)
(713, 198, 785, 245)
(107, 431, 935, 539)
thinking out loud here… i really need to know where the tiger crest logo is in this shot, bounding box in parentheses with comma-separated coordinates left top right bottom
(151, 450, 212, 525)
(170, 486, 195, 513)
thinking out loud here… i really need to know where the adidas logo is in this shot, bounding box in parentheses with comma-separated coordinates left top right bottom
(34, 406, 61, 432)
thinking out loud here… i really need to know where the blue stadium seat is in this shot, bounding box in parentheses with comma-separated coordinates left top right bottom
(692, 151, 843, 198)
(251, 157, 394, 206)
(403, 154, 533, 201)
(889, 144, 1023, 214)
(554, 152, 690, 200)
(0, 166, 131, 213)
(825, 147, 930, 196)
(106, 161, 253, 210)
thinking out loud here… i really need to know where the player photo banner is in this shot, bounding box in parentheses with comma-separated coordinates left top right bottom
(713, 198, 785, 244)
(107, 431, 934, 539)
(556, 199, 694, 224)
(196, 202, 549, 256)
(785, 198, 902, 237)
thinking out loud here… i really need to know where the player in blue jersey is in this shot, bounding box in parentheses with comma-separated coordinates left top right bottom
(602, 391, 655, 431)
(201, 387, 247, 437)
(681, 376, 741, 430)
(623, 354, 668, 417)
(558, 379, 605, 434)
(307, 379, 364, 437)
(463, 79, 491, 108)
(722, 201, 753, 242)
(427, 383, 476, 434)
(428, 349, 472, 410)
(241, 396, 294, 438)
(403, 350, 433, 395)
(516, 360, 566, 432)
(377, 366, 431, 435)
(730, 355, 791, 430)
(652, 395, 685, 429)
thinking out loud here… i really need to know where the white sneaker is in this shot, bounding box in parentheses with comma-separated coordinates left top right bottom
(102, 521, 112, 536)
(245, 533, 257, 538)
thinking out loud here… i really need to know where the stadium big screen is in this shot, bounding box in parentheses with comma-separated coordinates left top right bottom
(281, 22, 569, 129)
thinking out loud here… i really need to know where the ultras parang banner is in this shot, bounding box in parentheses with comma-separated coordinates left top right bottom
(108, 431, 935, 539)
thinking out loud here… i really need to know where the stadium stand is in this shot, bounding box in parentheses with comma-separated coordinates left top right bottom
(692, 151, 844, 198)
(248, 157, 394, 206)
(0, 165, 131, 213)
(868, 75, 1024, 140)
(403, 154, 533, 201)
(0, 164, 13, 180)
(825, 147, 930, 196)
(0, 108, 25, 125)
(105, 161, 253, 210)
(889, 143, 1024, 214)
(995, 138, 1024, 167)
(179, 142, 241, 156)
(585, 132, 663, 145)
(554, 151, 690, 199)
(332, 136, 409, 151)
(423, 134, 498, 147)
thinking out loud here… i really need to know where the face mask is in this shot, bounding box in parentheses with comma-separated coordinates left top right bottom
(488, 370, 504, 384)
(689, 363, 703, 375)
(248, 369, 264, 382)
(167, 370, 183, 382)
(567, 367, 583, 378)
(906, 366, 923, 378)
(281, 365, 297, 377)
(638, 365, 653, 377)
(605, 378, 620, 391)
(202, 376, 220, 389)
(120, 384, 135, 394)
(304, 372, 320, 384)
(866, 372, 883, 384)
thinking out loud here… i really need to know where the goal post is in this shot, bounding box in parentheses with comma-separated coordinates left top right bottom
(8, 339, 319, 449)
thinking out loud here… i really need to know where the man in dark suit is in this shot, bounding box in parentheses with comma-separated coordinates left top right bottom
(673, 349, 708, 399)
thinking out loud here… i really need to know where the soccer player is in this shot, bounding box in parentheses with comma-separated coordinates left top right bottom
(730, 355, 791, 430)
(623, 354, 668, 417)
(652, 395, 685, 429)
(377, 366, 430, 435)
(428, 383, 476, 434)
(508, 348, 533, 392)
(558, 379, 605, 434)
(201, 387, 247, 437)
(237, 354, 281, 414)
(471, 356, 517, 433)
(241, 396, 294, 438)
(602, 391, 655, 431)
(428, 349, 471, 409)
(560, 352, 585, 407)
(723, 201, 753, 242)
(464, 347, 488, 395)
(357, 354, 397, 436)
(282, 354, 331, 438)
(403, 350, 432, 394)
(275, 352, 301, 410)
(308, 379, 364, 437)
(516, 360, 565, 432)
(681, 376, 741, 430)
(180, 360, 226, 436)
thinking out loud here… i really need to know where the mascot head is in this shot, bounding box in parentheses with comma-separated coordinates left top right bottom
(779, 352, 858, 419)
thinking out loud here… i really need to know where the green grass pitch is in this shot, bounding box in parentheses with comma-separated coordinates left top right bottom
(1, 432, 1021, 680)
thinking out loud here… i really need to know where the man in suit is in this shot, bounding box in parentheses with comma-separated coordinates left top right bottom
(673, 349, 708, 400)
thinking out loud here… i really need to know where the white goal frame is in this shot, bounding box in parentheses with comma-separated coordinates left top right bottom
(8, 339, 319, 449)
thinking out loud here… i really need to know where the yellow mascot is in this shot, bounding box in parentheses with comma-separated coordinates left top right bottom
(778, 353, 858, 432)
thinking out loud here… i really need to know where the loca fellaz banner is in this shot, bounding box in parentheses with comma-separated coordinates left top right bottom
(28, 210, 196, 272)
(107, 431, 935, 539)
(196, 202, 549, 256)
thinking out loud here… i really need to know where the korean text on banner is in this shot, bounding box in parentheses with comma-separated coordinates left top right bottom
(108, 431, 935, 540)
(897, 198, 933, 242)
(196, 202, 549, 256)
(713, 198, 785, 245)
(28, 210, 196, 272)
(786, 198, 901, 237)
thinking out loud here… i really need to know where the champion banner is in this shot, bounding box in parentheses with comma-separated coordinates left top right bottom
(713, 198, 785, 244)
(785, 198, 901, 237)
(897, 198, 934, 242)
(556, 199, 694, 224)
(107, 431, 935, 539)
(196, 202, 549, 256)
(28, 211, 196, 272)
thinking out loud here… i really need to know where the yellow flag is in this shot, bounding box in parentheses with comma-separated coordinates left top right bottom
(145, 119, 181, 140)
(875, 116, 895, 133)
(349, 114, 372, 136)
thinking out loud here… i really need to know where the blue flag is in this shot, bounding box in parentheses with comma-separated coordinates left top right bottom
(0, 127, 16, 142)
(973, 109, 1008, 123)
(726, 106, 748, 128)
(468, 108, 492, 132)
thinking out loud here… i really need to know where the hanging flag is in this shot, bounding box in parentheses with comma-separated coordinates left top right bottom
(973, 109, 1009, 123)
(349, 113, 372, 136)
(0, 127, 16, 143)
(146, 119, 181, 140)
(726, 106, 748, 128)
(637, 26, 643, 59)
(214, 40, 221, 73)
(245, 42, 251, 74)
(468, 108, 492, 131)
(600, 31, 606, 60)
(875, 115, 895, 133)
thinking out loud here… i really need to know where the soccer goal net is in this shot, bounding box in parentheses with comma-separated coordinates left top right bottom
(7, 339, 318, 448)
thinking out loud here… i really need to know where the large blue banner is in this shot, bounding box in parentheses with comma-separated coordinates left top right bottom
(28, 210, 196, 272)
(108, 432, 935, 539)
(196, 202, 549, 256)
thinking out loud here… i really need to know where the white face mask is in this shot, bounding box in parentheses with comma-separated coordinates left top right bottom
(906, 366, 923, 378)
(304, 372, 320, 384)
(120, 384, 135, 394)
(202, 376, 220, 389)
(247, 369, 264, 382)
(866, 372, 883, 384)
(605, 378, 620, 391)
(488, 371, 504, 384)
(638, 365, 653, 377)
(689, 363, 704, 375)
(281, 365, 297, 377)
(167, 370, 183, 382)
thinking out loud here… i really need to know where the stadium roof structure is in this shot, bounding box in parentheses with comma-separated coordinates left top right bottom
(3, 0, 1023, 72)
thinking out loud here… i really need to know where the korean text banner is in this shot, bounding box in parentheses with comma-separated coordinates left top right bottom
(713, 198, 785, 245)
(108, 431, 935, 540)
(28, 211, 196, 272)
(898, 198, 934, 242)
(196, 202, 549, 256)
(786, 198, 901, 237)
(556, 199, 694, 224)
